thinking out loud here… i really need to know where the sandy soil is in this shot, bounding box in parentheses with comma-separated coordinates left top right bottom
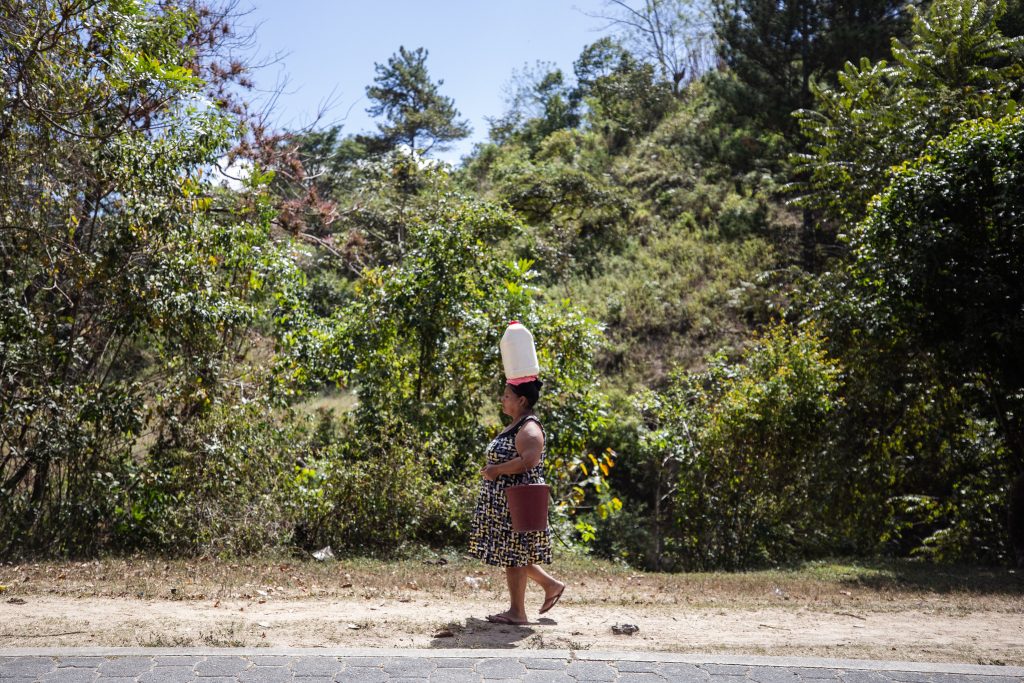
(3, 595, 1024, 665)
(1, 557, 1022, 665)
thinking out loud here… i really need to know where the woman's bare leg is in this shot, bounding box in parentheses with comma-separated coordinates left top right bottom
(526, 564, 562, 591)
(527, 564, 566, 608)
(501, 566, 529, 622)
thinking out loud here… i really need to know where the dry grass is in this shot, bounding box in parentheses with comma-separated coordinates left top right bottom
(2, 552, 1021, 614)
(294, 390, 358, 416)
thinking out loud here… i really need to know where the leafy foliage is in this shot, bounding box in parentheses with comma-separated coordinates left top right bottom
(574, 38, 678, 152)
(794, 0, 1024, 226)
(5, 0, 1023, 569)
(0, 0, 303, 555)
(714, 0, 908, 135)
(487, 62, 582, 147)
(852, 112, 1024, 468)
(610, 322, 842, 569)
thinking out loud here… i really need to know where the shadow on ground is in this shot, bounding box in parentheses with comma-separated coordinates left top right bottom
(830, 561, 1024, 595)
(429, 616, 558, 649)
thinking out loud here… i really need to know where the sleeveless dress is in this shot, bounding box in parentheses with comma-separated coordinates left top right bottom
(468, 415, 553, 567)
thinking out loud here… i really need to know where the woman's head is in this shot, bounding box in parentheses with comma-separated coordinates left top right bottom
(501, 379, 543, 416)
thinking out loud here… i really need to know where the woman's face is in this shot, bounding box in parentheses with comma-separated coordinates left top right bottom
(500, 385, 526, 417)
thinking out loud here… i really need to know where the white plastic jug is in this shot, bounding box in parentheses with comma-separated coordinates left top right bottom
(500, 321, 540, 381)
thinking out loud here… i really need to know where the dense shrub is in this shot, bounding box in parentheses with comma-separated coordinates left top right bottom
(289, 417, 474, 555)
(129, 398, 309, 556)
(614, 322, 843, 570)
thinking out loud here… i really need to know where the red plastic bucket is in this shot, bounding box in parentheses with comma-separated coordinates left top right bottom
(505, 484, 550, 532)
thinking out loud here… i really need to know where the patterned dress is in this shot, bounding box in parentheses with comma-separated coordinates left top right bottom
(468, 415, 553, 567)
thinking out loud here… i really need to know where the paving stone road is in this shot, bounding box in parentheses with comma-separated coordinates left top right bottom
(1, 649, 1022, 683)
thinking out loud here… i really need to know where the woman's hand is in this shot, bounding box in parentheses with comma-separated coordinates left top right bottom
(481, 465, 499, 481)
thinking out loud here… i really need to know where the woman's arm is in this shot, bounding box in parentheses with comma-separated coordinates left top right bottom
(482, 422, 544, 480)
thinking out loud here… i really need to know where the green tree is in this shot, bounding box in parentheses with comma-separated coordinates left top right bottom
(293, 165, 617, 549)
(487, 62, 581, 147)
(713, 0, 909, 268)
(850, 112, 1024, 564)
(714, 0, 907, 134)
(0, 0, 310, 555)
(482, 131, 632, 276)
(366, 46, 471, 155)
(794, 0, 1024, 227)
(574, 38, 676, 151)
(789, 0, 1024, 566)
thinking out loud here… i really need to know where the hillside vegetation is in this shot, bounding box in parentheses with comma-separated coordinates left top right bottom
(3, 0, 1024, 571)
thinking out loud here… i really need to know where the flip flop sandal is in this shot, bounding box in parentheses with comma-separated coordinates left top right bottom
(486, 613, 528, 625)
(539, 585, 565, 615)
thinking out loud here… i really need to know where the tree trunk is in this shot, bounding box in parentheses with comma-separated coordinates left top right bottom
(1008, 474, 1024, 568)
(801, 208, 816, 271)
(988, 377, 1024, 566)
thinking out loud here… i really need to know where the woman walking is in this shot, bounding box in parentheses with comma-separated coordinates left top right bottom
(468, 379, 566, 625)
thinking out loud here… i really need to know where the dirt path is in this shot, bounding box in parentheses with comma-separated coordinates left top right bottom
(1, 557, 1021, 665)
(3, 595, 1023, 665)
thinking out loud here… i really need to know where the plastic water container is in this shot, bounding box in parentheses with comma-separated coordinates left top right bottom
(500, 321, 539, 381)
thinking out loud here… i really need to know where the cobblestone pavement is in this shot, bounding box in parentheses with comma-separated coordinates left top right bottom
(1, 649, 1022, 683)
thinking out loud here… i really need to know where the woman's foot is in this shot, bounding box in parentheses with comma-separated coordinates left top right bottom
(539, 581, 565, 615)
(486, 610, 528, 625)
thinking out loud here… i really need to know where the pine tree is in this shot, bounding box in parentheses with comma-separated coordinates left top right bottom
(714, 0, 908, 133)
(365, 46, 471, 155)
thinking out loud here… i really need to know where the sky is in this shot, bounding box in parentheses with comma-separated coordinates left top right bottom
(242, 1, 614, 163)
